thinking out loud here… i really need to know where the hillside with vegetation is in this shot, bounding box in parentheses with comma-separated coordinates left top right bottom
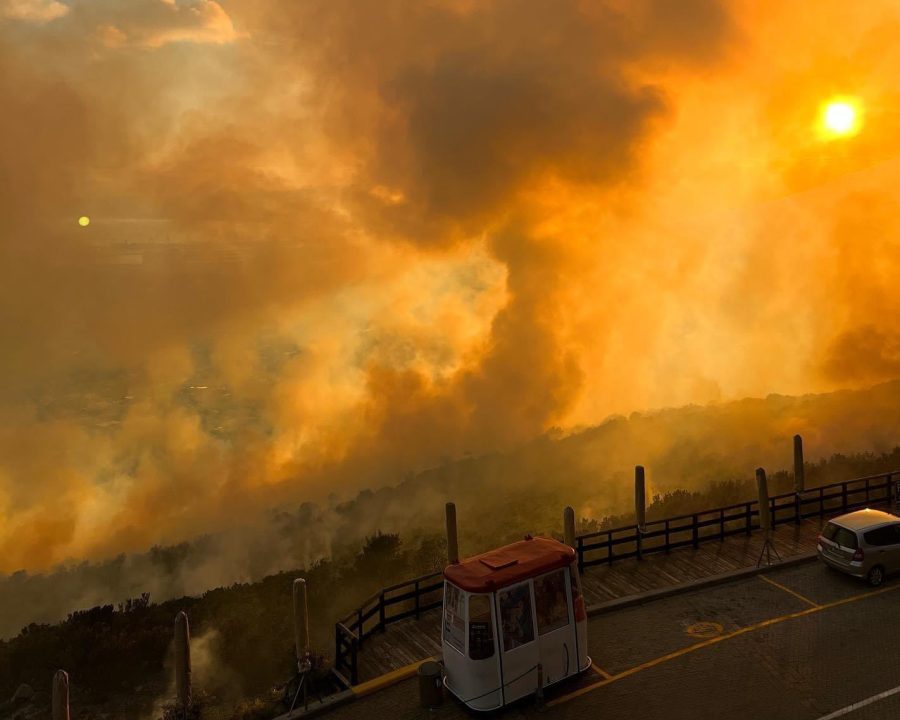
(3, 380, 900, 718)
(2, 449, 899, 719)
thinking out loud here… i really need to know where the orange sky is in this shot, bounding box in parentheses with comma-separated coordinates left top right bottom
(1, 0, 900, 571)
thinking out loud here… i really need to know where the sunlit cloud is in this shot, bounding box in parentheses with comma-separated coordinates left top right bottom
(51, 0, 242, 48)
(0, 0, 68, 23)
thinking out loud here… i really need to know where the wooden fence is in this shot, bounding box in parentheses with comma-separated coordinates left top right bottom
(334, 470, 897, 686)
(334, 570, 443, 686)
(576, 471, 894, 569)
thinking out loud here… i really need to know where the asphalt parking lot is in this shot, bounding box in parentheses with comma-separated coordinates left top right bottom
(322, 559, 900, 720)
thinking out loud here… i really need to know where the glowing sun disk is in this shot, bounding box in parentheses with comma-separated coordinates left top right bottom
(820, 98, 862, 139)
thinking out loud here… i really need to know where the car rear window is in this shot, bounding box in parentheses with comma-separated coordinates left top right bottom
(835, 527, 859, 549)
(822, 522, 859, 548)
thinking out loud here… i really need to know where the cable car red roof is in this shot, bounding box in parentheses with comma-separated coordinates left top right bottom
(443, 536, 575, 593)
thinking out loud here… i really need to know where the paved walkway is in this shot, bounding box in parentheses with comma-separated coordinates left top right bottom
(324, 559, 900, 720)
(357, 517, 824, 682)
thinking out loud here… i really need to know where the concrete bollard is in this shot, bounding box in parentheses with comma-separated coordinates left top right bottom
(52, 669, 70, 720)
(757, 468, 771, 531)
(446, 502, 459, 564)
(563, 506, 576, 549)
(793, 434, 805, 494)
(174, 611, 192, 711)
(293, 578, 309, 661)
(635, 466, 646, 531)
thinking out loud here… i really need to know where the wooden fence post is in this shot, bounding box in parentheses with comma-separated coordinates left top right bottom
(634, 466, 646, 530)
(52, 670, 70, 720)
(563, 506, 576, 549)
(635, 466, 646, 559)
(757, 468, 771, 533)
(446, 502, 459, 564)
(793, 435, 805, 493)
(794, 435, 805, 523)
(174, 611, 192, 712)
(293, 578, 309, 662)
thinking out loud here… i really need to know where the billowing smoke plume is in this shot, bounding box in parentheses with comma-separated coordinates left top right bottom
(0, 0, 899, 580)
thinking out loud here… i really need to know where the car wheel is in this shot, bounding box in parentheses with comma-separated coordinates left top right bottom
(867, 565, 885, 587)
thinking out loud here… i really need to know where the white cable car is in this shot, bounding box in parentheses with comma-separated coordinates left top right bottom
(441, 535, 590, 711)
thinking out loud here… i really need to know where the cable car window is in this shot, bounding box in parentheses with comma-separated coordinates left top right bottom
(443, 583, 465, 653)
(468, 594, 494, 660)
(499, 584, 534, 651)
(534, 569, 569, 635)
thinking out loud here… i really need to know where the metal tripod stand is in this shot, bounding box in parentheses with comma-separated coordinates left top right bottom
(756, 529, 782, 567)
(287, 653, 322, 714)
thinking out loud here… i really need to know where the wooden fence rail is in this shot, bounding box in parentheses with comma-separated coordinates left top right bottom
(576, 472, 894, 569)
(335, 471, 898, 686)
(333, 570, 442, 686)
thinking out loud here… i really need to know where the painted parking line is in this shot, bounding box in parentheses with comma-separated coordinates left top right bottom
(759, 574, 820, 608)
(590, 661, 612, 680)
(548, 582, 900, 709)
(351, 656, 437, 698)
(814, 684, 900, 719)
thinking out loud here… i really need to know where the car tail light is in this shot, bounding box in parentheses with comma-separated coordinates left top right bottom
(852, 548, 865, 562)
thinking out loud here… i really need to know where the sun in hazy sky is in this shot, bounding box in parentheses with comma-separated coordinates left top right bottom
(819, 97, 863, 139)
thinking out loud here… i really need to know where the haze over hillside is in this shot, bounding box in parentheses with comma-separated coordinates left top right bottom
(4, 0, 900, 613)
(3, 378, 899, 640)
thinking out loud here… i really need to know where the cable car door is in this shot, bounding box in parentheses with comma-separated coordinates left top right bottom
(533, 567, 578, 686)
(497, 580, 540, 704)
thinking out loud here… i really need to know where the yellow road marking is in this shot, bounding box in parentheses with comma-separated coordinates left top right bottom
(548, 582, 900, 708)
(759, 574, 820, 608)
(590, 661, 612, 680)
(351, 656, 436, 698)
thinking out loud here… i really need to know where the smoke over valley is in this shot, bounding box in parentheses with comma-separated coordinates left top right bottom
(3, 0, 900, 639)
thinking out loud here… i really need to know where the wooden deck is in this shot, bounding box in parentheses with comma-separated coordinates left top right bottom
(354, 517, 824, 682)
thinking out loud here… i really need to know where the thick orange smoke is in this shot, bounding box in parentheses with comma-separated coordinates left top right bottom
(0, 0, 899, 573)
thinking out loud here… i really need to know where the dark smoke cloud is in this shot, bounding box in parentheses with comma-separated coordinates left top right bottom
(3, 0, 898, 598)
(0, 0, 740, 573)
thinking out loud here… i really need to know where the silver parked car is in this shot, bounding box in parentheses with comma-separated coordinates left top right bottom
(817, 508, 900, 586)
